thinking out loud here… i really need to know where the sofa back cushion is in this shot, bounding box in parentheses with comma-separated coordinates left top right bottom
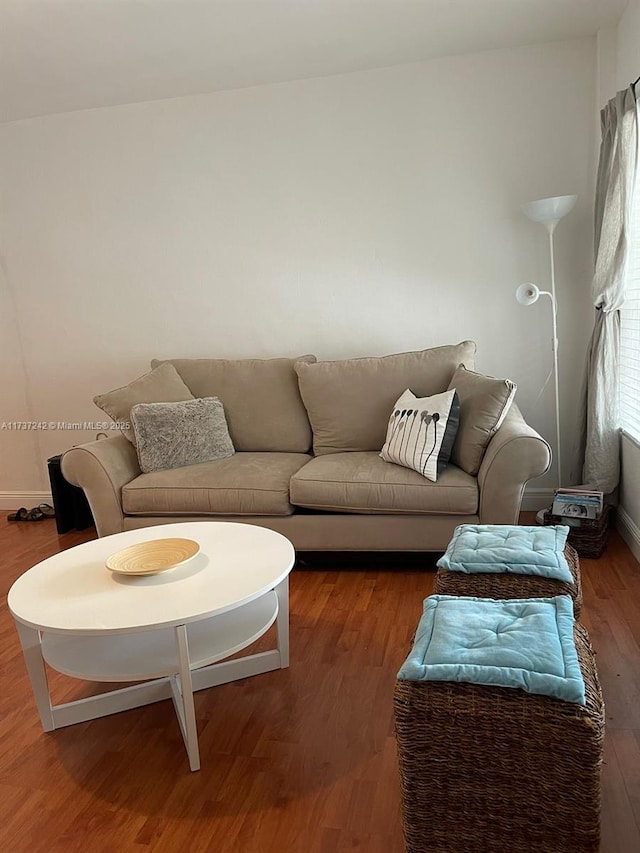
(150, 356, 316, 452)
(294, 342, 476, 456)
(447, 364, 517, 476)
(94, 362, 194, 445)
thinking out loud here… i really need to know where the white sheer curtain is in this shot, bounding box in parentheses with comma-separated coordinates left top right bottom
(581, 86, 639, 493)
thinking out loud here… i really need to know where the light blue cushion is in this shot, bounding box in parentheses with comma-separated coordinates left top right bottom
(436, 524, 572, 583)
(398, 594, 585, 705)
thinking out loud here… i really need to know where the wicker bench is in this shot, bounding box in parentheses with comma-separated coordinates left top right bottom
(394, 622, 604, 853)
(433, 543, 583, 619)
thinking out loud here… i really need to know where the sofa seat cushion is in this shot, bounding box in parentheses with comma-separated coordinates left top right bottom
(123, 452, 311, 517)
(289, 452, 478, 515)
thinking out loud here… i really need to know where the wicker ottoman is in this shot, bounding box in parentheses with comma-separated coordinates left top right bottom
(434, 543, 583, 619)
(394, 622, 604, 853)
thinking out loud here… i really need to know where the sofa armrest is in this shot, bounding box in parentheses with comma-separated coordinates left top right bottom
(61, 436, 141, 537)
(477, 404, 551, 525)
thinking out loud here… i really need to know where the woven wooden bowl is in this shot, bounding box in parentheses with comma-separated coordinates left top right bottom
(106, 538, 200, 576)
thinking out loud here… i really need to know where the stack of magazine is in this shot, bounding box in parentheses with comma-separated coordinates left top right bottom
(551, 486, 604, 525)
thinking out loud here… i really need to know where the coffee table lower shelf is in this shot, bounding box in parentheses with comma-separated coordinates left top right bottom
(15, 589, 287, 772)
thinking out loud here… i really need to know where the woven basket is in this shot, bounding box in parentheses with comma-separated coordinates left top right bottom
(543, 504, 611, 559)
(433, 543, 583, 618)
(394, 623, 604, 853)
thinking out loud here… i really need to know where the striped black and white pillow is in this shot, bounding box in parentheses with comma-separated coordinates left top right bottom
(380, 388, 460, 481)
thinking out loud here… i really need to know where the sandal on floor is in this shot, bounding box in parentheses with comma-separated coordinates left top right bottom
(7, 507, 28, 521)
(25, 507, 46, 521)
(38, 503, 55, 518)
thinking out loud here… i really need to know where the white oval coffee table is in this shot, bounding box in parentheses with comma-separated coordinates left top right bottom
(8, 522, 295, 772)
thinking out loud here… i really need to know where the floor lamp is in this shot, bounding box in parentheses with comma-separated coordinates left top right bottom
(517, 194, 577, 493)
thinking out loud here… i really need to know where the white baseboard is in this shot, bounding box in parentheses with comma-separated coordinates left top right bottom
(616, 505, 640, 565)
(521, 487, 554, 512)
(0, 491, 53, 511)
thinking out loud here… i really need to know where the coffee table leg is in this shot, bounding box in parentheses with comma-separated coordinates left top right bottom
(170, 624, 200, 772)
(275, 577, 289, 668)
(14, 621, 55, 732)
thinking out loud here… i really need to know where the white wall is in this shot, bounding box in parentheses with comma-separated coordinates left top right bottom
(614, 0, 640, 560)
(0, 38, 596, 502)
(617, 0, 640, 87)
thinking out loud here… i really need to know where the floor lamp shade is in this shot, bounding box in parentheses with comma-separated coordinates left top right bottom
(521, 195, 577, 231)
(516, 283, 542, 306)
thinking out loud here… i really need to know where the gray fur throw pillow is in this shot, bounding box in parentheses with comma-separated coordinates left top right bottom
(130, 397, 235, 473)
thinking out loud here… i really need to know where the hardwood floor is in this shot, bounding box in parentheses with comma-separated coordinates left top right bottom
(0, 516, 638, 852)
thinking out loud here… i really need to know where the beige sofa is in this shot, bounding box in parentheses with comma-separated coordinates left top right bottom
(62, 342, 551, 551)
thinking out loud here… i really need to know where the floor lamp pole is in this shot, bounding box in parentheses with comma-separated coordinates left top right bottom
(520, 194, 577, 497)
(547, 224, 562, 489)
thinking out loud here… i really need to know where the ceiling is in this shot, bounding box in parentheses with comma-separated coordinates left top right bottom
(0, 0, 626, 123)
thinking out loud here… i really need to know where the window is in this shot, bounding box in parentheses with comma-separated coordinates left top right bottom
(620, 164, 640, 443)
